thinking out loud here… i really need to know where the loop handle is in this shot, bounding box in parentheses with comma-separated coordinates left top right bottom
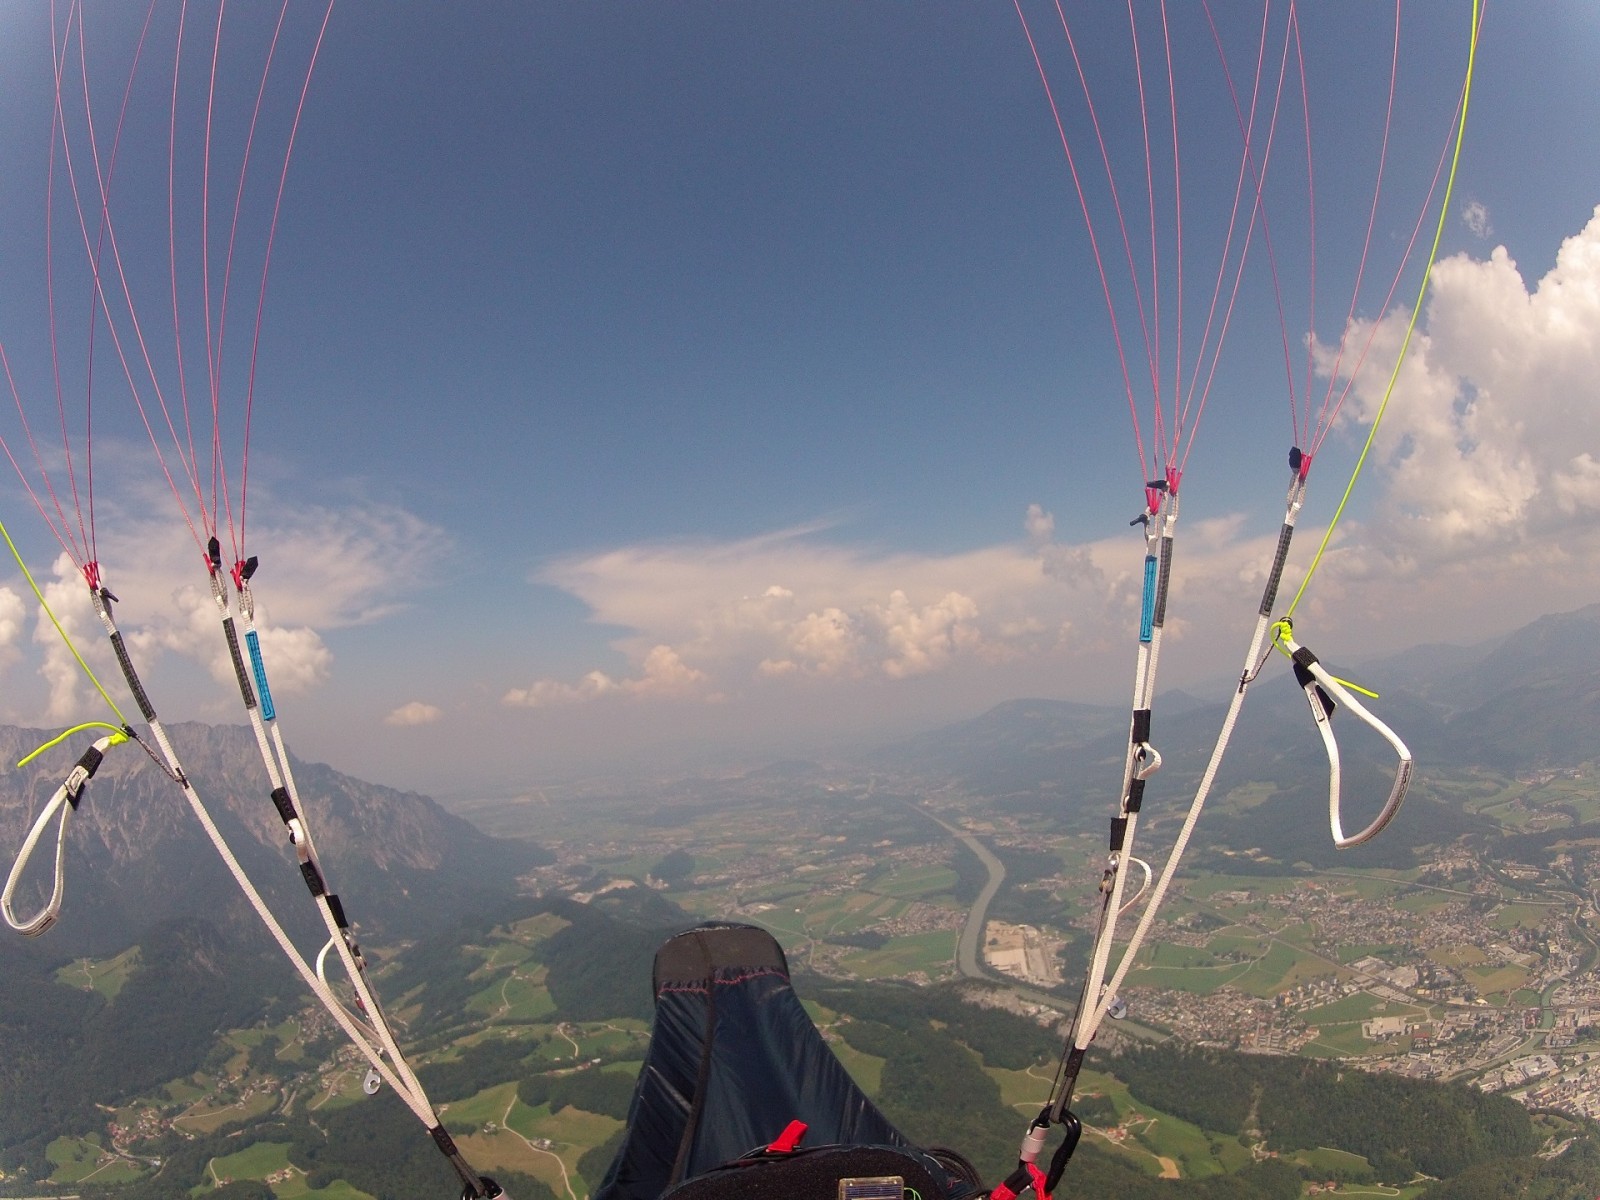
(4, 734, 121, 936)
(1279, 632, 1413, 848)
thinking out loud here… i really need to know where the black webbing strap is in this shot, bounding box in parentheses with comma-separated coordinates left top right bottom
(1260, 521, 1295, 617)
(326, 893, 350, 930)
(64, 743, 106, 809)
(1152, 533, 1173, 628)
(221, 615, 258, 710)
(1130, 708, 1152, 745)
(1126, 776, 1146, 813)
(107, 629, 156, 722)
(270, 786, 297, 824)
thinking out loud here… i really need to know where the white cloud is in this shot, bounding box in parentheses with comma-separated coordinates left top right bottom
(1461, 199, 1491, 239)
(504, 643, 707, 708)
(871, 589, 981, 678)
(1295, 205, 1600, 633)
(0, 586, 23, 670)
(2, 482, 447, 720)
(385, 700, 443, 727)
(1326, 206, 1600, 552)
(31, 555, 110, 723)
(504, 513, 1222, 707)
(510, 196, 1600, 705)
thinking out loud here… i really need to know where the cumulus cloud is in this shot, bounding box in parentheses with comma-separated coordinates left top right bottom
(385, 700, 443, 727)
(1325, 206, 1600, 549)
(504, 643, 706, 707)
(29, 555, 111, 722)
(1299, 205, 1600, 627)
(504, 510, 1231, 707)
(2, 484, 447, 718)
(1461, 199, 1491, 239)
(502, 209, 1600, 710)
(0, 587, 24, 670)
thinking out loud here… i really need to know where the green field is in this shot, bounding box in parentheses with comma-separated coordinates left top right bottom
(210, 1139, 294, 1185)
(1300, 992, 1405, 1025)
(1494, 902, 1557, 931)
(468, 965, 557, 1021)
(173, 1088, 280, 1133)
(1464, 962, 1530, 998)
(1290, 1144, 1374, 1178)
(985, 1065, 1053, 1114)
(55, 946, 140, 1000)
(272, 1179, 374, 1200)
(441, 1081, 520, 1130)
(831, 1036, 887, 1094)
(869, 863, 961, 899)
(836, 929, 957, 978)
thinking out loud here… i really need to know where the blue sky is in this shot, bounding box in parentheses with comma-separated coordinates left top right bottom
(1, 3, 1598, 800)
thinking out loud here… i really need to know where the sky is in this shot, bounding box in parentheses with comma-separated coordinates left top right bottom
(0, 2, 1598, 802)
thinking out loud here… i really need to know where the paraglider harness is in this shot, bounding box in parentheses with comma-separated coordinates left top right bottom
(593, 923, 985, 1200)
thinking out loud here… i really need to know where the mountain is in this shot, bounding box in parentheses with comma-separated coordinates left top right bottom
(867, 697, 1127, 795)
(862, 606, 1600, 865)
(0, 721, 552, 958)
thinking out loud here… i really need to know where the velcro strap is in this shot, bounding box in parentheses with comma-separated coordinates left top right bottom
(1130, 708, 1152, 744)
(270, 786, 297, 823)
(76, 744, 105, 779)
(1126, 777, 1146, 813)
(300, 862, 326, 897)
(1109, 816, 1128, 851)
(326, 893, 350, 929)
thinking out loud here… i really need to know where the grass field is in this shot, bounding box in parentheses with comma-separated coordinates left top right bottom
(1429, 944, 1487, 967)
(868, 863, 960, 899)
(468, 966, 557, 1021)
(1129, 960, 1251, 994)
(1231, 941, 1327, 997)
(837, 929, 957, 978)
(163, 1077, 208, 1103)
(54, 946, 140, 999)
(1464, 962, 1530, 998)
(210, 1139, 293, 1183)
(1300, 992, 1408, 1025)
(1494, 902, 1558, 931)
(984, 1064, 1053, 1114)
(1304, 1023, 1393, 1058)
(272, 1177, 374, 1199)
(172, 1088, 279, 1134)
(1394, 891, 1459, 916)
(831, 1036, 887, 1095)
(440, 1081, 520, 1129)
(1290, 1144, 1374, 1178)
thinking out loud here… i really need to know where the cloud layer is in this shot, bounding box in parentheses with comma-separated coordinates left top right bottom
(0, 488, 448, 724)
(508, 210, 1600, 708)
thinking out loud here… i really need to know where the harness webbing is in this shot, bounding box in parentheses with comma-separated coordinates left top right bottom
(86, 578, 500, 1200)
(1040, 481, 1176, 1140)
(206, 548, 457, 1159)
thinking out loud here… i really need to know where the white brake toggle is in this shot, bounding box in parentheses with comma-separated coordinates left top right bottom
(1281, 632, 1413, 849)
(3, 735, 119, 938)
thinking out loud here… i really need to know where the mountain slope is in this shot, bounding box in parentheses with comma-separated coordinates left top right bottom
(0, 721, 551, 957)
